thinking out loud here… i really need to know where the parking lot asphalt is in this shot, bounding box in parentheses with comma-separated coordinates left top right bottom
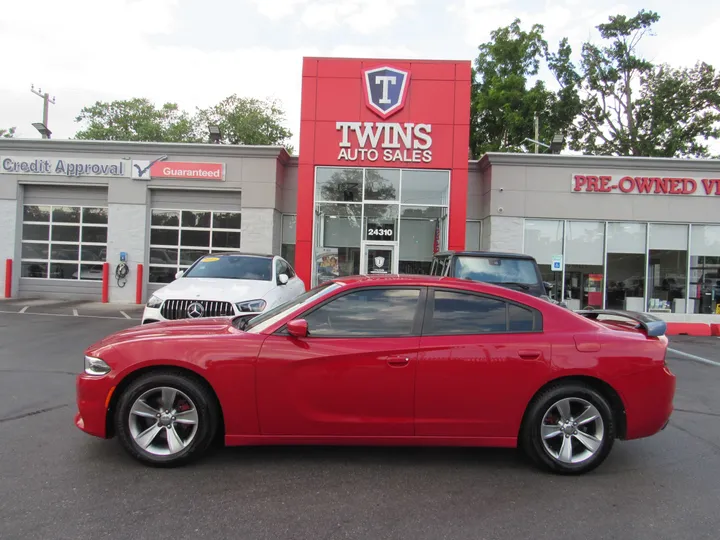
(1, 310, 719, 540)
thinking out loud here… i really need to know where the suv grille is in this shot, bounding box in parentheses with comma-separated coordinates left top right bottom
(160, 299, 235, 320)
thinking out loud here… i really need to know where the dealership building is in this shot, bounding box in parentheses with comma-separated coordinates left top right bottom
(1, 56, 719, 321)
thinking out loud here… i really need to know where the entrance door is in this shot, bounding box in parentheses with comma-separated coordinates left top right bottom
(362, 243, 397, 275)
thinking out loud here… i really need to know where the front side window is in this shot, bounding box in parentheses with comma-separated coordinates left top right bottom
(245, 282, 341, 333)
(426, 289, 540, 335)
(182, 255, 272, 281)
(303, 288, 421, 337)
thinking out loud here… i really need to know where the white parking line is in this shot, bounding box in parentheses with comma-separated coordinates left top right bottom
(667, 347, 720, 368)
(18, 306, 29, 313)
(119, 310, 131, 319)
(0, 310, 137, 321)
(72, 309, 79, 317)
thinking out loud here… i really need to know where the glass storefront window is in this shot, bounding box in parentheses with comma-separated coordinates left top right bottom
(399, 206, 446, 275)
(564, 221, 605, 309)
(312, 167, 450, 286)
(648, 224, 688, 313)
(524, 219, 564, 302)
(315, 168, 363, 202)
(689, 225, 720, 314)
(606, 223, 646, 311)
(364, 169, 400, 201)
(400, 170, 449, 205)
(314, 203, 361, 283)
(363, 204, 398, 242)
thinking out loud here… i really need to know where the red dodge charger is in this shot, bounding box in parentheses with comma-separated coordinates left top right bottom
(75, 275, 675, 474)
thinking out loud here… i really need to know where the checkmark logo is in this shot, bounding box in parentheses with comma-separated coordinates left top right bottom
(133, 156, 167, 179)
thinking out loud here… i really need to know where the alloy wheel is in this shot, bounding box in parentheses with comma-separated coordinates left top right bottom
(540, 397, 605, 465)
(128, 386, 199, 456)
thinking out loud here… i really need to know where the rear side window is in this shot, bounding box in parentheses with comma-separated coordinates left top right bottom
(508, 304, 535, 332)
(425, 289, 542, 335)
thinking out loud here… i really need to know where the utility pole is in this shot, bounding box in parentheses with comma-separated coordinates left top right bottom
(533, 114, 539, 154)
(30, 84, 56, 139)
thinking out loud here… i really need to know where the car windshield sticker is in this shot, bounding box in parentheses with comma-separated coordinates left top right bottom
(201, 257, 219, 262)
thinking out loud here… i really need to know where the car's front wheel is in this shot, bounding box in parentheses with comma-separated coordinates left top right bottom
(521, 382, 615, 475)
(114, 371, 219, 467)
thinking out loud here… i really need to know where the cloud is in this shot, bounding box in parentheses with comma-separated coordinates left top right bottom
(249, 0, 416, 34)
(0, 0, 420, 152)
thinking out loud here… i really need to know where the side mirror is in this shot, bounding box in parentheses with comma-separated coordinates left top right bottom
(175, 270, 184, 280)
(543, 281, 553, 292)
(286, 319, 308, 338)
(278, 273, 289, 285)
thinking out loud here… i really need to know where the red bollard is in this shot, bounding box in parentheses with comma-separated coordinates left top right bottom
(4, 259, 12, 298)
(136, 264, 144, 304)
(102, 262, 110, 303)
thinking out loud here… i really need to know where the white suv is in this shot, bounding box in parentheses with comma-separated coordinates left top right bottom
(142, 253, 305, 324)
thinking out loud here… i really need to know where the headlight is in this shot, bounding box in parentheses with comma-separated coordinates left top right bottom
(146, 295, 163, 309)
(235, 299, 267, 312)
(84, 355, 111, 376)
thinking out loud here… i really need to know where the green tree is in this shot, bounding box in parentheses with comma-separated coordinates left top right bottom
(568, 9, 720, 157)
(74, 98, 199, 142)
(194, 95, 293, 152)
(470, 19, 581, 157)
(1, 126, 16, 138)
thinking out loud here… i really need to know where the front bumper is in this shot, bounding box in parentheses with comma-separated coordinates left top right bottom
(75, 373, 114, 438)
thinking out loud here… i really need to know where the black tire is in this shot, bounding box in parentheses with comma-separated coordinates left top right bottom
(520, 382, 615, 475)
(114, 370, 219, 467)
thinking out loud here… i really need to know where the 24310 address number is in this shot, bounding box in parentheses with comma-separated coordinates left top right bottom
(367, 228, 393, 237)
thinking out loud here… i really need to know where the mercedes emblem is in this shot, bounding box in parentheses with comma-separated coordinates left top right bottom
(186, 302, 205, 319)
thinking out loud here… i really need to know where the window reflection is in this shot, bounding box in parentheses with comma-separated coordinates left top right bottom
(304, 288, 420, 336)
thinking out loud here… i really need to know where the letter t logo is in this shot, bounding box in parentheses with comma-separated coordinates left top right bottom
(375, 76, 397, 104)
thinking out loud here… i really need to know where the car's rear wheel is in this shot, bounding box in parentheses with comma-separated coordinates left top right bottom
(114, 371, 219, 467)
(521, 382, 615, 475)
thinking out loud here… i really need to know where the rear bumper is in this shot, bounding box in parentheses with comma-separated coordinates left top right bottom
(622, 365, 676, 440)
(75, 374, 113, 439)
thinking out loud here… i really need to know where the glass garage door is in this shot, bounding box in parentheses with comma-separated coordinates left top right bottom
(19, 185, 109, 300)
(148, 189, 242, 285)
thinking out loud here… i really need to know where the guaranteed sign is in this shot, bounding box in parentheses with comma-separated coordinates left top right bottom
(132, 160, 225, 181)
(1, 156, 128, 177)
(572, 174, 720, 196)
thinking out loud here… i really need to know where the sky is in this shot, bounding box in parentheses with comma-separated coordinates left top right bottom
(1, 0, 719, 154)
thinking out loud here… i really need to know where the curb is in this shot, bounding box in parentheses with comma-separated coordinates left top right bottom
(666, 322, 713, 337)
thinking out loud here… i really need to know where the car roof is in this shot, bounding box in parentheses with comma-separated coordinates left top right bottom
(328, 274, 543, 302)
(434, 250, 537, 260)
(207, 252, 275, 259)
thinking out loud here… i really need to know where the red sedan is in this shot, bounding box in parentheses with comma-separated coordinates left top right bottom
(75, 275, 675, 474)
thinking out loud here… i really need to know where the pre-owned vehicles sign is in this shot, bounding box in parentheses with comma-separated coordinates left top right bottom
(132, 160, 225, 181)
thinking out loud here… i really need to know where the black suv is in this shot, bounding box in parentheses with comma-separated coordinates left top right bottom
(430, 250, 557, 302)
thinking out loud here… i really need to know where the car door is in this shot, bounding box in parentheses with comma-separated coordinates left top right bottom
(283, 258, 306, 298)
(414, 287, 552, 439)
(270, 258, 294, 306)
(256, 286, 425, 437)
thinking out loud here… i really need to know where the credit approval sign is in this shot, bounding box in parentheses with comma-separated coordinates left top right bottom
(132, 160, 225, 181)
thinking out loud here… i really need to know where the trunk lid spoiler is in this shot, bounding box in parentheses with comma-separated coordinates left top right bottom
(576, 309, 667, 337)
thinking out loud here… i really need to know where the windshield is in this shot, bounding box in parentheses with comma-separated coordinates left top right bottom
(244, 281, 343, 333)
(182, 255, 273, 281)
(453, 256, 539, 285)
